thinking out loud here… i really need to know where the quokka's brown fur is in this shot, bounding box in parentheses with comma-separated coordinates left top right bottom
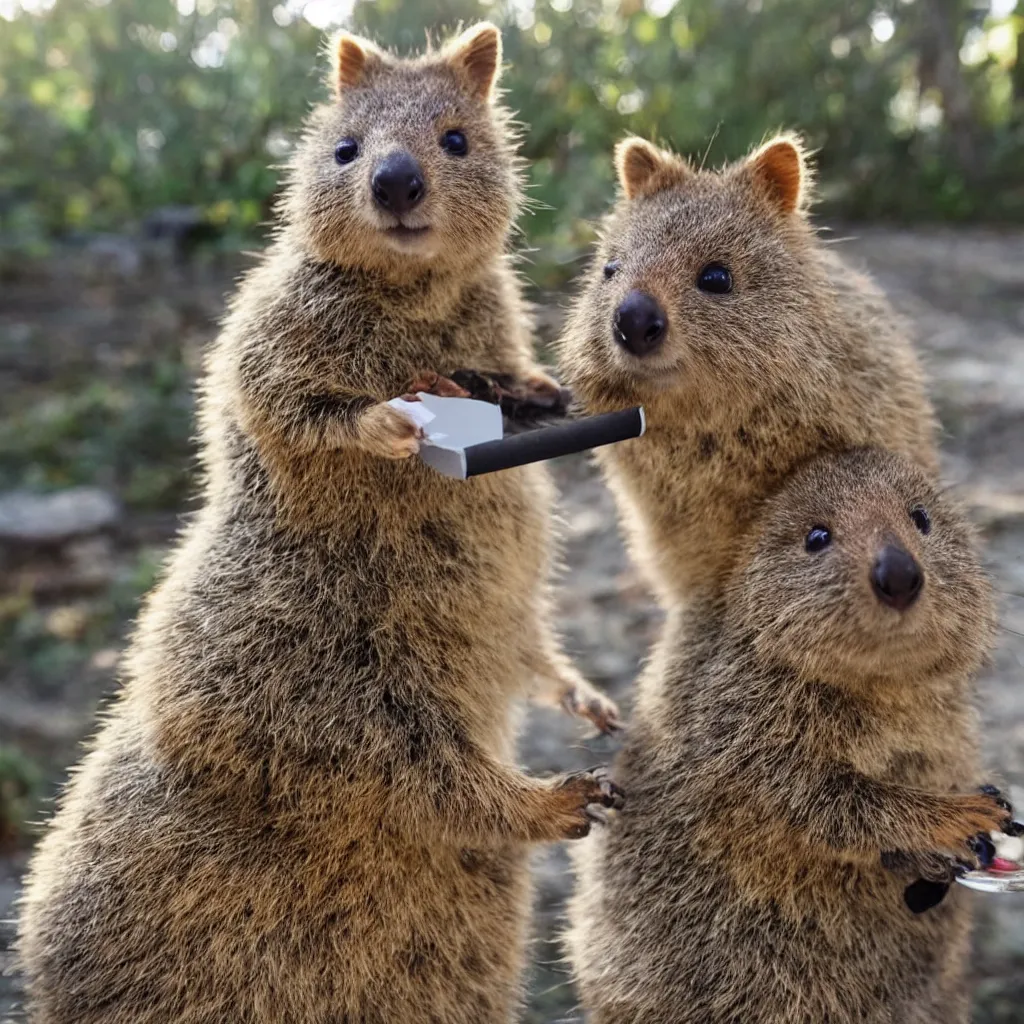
(559, 133, 939, 607)
(16, 24, 621, 1024)
(568, 448, 1008, 1024)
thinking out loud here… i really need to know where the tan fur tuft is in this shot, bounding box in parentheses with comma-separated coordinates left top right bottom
(745, 133, 810, 214)
(331, 31, 383, 94)
(443, 22, 503, 101)
(614, 137, 690, 200)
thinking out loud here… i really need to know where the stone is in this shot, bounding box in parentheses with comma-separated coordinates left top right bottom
(0, 488, 120, 547)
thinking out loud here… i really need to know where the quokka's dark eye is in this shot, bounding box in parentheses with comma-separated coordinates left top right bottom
(697, 263, 733, 294)
(604, 259, 621, 280)
(910, 505, 931, 535)
(441, 130, 468, 156)
(805, 525, 831, 553)
(334, 138, 359, 164)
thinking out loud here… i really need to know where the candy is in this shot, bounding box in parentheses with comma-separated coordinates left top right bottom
(956, 822, 1024, 892)
(990, 832, 1024, 863)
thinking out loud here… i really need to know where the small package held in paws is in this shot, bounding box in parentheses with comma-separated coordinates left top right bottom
(388, 392, 645, 480)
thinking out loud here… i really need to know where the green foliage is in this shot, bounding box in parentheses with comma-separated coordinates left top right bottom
(501, 0, 1024, 281)
(0, 544, 164, 700)
(0, 0, 324, 250)
(0, 361, 195, 510)
(0, 0, 1022, 279)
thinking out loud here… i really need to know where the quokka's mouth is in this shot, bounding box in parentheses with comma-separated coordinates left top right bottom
(385, 225, 432, 242)
(607, 330, 680, 381)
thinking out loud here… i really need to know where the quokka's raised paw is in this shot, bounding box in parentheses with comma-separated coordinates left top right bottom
(446, 367, 573, 429)
(521, 369, 572, 407)
(977, 783, 1014, 816)
(561, 680, 624, 736)
(402, 371, 471, 401)
(356, 402, 424, 459)
(547, 768, 626, 840)
(929, 790, 1013, 857)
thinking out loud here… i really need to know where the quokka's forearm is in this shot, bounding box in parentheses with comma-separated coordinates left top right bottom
(787, 767, 1009, 855)
(379, 740, 622, 846)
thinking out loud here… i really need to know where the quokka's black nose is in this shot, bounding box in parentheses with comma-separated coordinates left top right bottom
(871, 544, 923, 611)
(371, 151, 426, 217)
(613, 290, 667, 357)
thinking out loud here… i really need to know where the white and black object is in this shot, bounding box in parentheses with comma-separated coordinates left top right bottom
(388, 393, 646, 480)
(957, 826, 1024, 893)
(957, 866, 1024, 893)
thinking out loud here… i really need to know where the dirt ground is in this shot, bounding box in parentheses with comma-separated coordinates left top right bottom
(1, 226, 1023, 1022)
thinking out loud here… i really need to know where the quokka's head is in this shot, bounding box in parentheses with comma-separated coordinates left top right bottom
(730, 448, 996, 689)
(283, 23, 522, 278)
(560, 133, 836, 415)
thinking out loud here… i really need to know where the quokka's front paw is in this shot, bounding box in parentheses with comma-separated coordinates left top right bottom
(357, 402, 423, 459)
(547, 767, 626, 841)
(560, 680, 623, 736)
(977, 784, 1014, 817)
(402, 371, 471, 400)
(892, 787, 1017, 914)
(963, 785, 1024, 870)
(522, 369, 572, 409)
(929, 786, 1013, 858)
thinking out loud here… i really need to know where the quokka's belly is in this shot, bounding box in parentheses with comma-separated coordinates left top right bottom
(21, 737, 534, 1024)
(571, 814, 972, 1024)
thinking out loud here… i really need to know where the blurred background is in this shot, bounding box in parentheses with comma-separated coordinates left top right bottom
(3, 0, 1024, 270)
(1, 0, 1023, 1021)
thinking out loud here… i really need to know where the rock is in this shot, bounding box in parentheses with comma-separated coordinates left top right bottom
(0, 488, 120, 547)
(0, 692, 92, 744)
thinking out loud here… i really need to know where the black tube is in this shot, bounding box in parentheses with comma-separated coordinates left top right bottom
(463, 407, 645, 477)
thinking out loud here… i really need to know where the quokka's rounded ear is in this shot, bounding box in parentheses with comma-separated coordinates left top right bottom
(443, 22, 503, 101)
(614, 137, 690, 200)
(744, 134, 812, 214)
(330, 30, 385, 96)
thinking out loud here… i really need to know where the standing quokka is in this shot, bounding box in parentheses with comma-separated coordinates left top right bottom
(17, 24, 622, 1024)
(568, 448, 1011, 1024)
(559, 133, 939, 606)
